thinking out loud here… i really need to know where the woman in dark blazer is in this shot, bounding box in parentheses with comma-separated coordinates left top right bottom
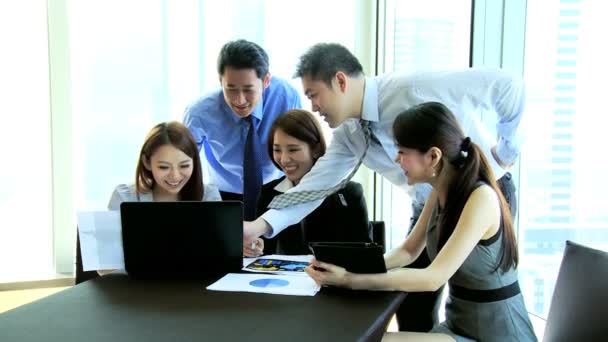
(257, 109, 371, 255)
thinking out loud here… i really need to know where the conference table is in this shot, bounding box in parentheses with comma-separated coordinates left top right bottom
(1, 272, 406, 342)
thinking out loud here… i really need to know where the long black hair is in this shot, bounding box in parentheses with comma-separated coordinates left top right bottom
(393, 102, 518, 272)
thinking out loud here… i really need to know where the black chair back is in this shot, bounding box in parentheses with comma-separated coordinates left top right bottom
(370, 221, 386, 253)
(544, 240, 608, 342)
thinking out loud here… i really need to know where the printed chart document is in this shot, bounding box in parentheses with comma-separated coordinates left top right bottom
(243, 254, 313, 276)
(77, 211, 125, 271)
(207, 273, 320, 296)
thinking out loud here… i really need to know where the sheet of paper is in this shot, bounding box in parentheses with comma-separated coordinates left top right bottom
(77, 211, 124, 271)
(242, 254, 313, 276)
(207, 273, 320, 296)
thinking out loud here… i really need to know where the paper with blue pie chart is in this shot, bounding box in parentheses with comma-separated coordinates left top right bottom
(207, 273, 320, 296)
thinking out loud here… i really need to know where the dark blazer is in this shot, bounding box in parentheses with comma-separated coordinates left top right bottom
(257, 176, 371, 255)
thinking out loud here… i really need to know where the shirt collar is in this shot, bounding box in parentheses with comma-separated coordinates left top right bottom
(273, 177, 294, 193)
(249, 97, 264, 122)
(360, 77, 379, 123)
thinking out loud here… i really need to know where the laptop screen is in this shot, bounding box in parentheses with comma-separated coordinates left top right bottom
(120, 201, 243, 278)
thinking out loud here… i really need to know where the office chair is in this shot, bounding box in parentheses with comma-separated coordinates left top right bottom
(543, 240, 608, 342)
(370, 221, 386, 253)
(75, 228, 100, 285)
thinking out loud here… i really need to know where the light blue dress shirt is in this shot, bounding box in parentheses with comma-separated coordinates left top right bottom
(107, 183, 222, 210)
(261, 68, 526, 236)
(183, 77, 302, 194)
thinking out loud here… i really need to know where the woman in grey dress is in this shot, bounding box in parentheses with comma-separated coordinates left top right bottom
(305, 102, 537, 341)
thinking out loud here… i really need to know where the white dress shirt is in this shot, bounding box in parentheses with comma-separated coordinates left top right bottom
(261, 68, 525, 237)
(274, 177, 295, 193)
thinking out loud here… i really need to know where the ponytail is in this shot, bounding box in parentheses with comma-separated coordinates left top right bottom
(392, 102, 519, 272)
(439, 139, 518, 272)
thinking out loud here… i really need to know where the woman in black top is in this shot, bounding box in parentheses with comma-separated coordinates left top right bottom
(257, 109, 371, 255)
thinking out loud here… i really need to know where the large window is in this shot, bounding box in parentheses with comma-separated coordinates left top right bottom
(61, 0, 362, 274)
(0, 1, 53, 282)
(70, 0, 177, 211)
(0, 0, 366, 282)
(70, 0, 360, 213)
(379, 0, 472, 248)
(519, 0, 608, 318)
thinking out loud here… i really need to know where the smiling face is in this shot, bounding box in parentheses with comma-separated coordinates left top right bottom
(220, 66, 270, 118)
(395, 146, 434, 185)
(144, 144, 194, 199)
(272, 128, 317, 185)
(301, 74, 350, 128)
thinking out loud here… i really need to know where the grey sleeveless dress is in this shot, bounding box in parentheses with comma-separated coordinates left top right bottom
(426, 187, 537, 342)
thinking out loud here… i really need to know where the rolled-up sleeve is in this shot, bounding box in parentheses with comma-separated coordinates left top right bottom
(492, 71, 526, 165)
(183, 104, 206, 151)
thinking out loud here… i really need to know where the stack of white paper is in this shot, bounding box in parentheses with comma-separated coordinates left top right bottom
(77, 211, 125, 271)
(207, 273, 320, 296)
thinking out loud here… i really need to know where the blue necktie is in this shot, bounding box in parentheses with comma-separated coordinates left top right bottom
(243, 116, 263, 220)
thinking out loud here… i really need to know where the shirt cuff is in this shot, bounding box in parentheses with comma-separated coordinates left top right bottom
(260, 209, 290, 238)
(481, 142, 506, 180)
(495, 137, 520, 166)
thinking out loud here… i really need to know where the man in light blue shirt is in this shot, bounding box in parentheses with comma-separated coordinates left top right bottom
(183, 40, 301, 220)
(244, 43, 525, 332)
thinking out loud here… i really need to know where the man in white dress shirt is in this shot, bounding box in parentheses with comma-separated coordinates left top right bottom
(244, 43, 525, 332)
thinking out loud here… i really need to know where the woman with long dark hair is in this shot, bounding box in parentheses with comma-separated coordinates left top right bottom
(305, 102, 536, 341)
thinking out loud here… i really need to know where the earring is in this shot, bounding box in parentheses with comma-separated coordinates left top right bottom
(431, 169, 436, 178)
